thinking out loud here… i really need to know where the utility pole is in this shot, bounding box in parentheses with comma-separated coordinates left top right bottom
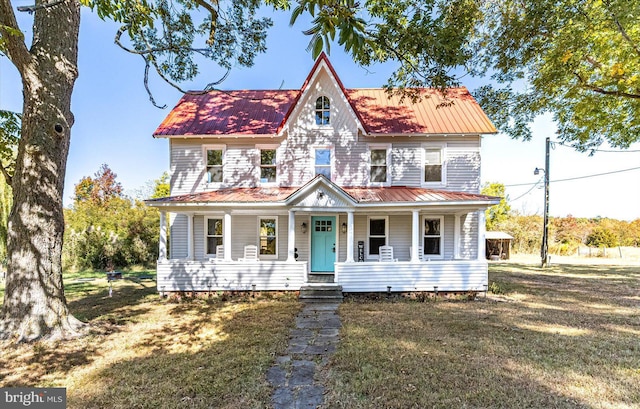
(541, 137, 550, 268)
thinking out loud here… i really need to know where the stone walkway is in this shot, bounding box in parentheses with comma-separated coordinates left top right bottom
(267, 301, 342, 409)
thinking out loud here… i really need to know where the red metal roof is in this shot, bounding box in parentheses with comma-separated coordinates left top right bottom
(154, 54, 496, 137)
(155, 90, 299, 136)
(149, 187, 297, 203)
(147, 185, 498, 205)
(345, 88, 496, 135)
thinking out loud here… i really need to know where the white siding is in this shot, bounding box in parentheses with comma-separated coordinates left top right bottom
(335, 260, 488, 292)
(391, 144, 421, 186)
(283, 69, 366, 186)
(446, 148, 481, 193)
(170, 213, 188, 259)
(157, 260, 307, 291)
(389, 214, 412, 261)
(460, 212, 479, 259)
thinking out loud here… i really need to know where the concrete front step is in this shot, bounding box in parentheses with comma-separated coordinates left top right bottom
(307, 274, 335, 283)
(299, 284, 343, 300)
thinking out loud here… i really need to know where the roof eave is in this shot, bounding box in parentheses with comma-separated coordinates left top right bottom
(153, 133, 281, 139)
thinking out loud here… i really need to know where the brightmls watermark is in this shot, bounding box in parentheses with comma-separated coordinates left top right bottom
(1, 388, 66, 408)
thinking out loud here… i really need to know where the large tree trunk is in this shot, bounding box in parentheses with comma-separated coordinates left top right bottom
(0, 0, 85, 341)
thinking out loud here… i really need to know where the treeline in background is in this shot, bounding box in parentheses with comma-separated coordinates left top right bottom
(483, 183, 640, 256)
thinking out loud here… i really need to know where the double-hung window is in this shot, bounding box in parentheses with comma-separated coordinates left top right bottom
(259, 217, 278, 258)
(205, 145, 225, 184)
(369, 144, 391, 185)
(315, 96, 330, 125)
(422, 144, 445, 185)
(205, 217, 223, 256)
(423, 217, 443, 257)
(368, 217, 388, 258)
(314, 147, 332, 179)
(259, 147, 277, 184)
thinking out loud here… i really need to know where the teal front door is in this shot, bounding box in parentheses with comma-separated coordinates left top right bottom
(311, 216, 336, 272)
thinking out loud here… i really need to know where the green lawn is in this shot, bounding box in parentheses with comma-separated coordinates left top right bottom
(323, 263, 640, 408)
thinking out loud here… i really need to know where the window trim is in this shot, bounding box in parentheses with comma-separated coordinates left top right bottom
(367, 216, 389, 259)
(368, 143, 392, 186)
(256, 144, 278, 186)
(314, 95, 331, 126)
(421, 143, 447, 187)
(312, 145, 334, 181)
(203, 144, 226, 187)
(422, 215, 444, 259)
(204, 216, 224, 257)
(257, 216, 278, 259)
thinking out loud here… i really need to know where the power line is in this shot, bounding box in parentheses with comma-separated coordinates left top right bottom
(509, 178, 542, 201)
(504, 165, 640, 187)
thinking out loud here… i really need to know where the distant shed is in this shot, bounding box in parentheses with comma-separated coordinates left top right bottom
(485, 231, 514, 260)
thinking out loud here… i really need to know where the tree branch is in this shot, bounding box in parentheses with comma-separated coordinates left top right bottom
(0, 162, 12, 187)
(0, 0, 32, 73)
(602, 0, 640, 59)
(574, 72, 640, 99)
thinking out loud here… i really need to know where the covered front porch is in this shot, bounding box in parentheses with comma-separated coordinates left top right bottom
(148, 176, 500, 293)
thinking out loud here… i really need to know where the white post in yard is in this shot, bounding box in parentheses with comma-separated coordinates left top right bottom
(224, 212, 232, 261)
(346, 211, 355, 262)
(411, 210, 420, 262)
(187, 213, 194, 260)
(287, 209, 296, 262)
(159, 211, 167, 260)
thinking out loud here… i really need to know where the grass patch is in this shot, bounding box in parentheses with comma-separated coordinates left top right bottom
(324, 263, 640, 408)
(0, 277, 300, 409)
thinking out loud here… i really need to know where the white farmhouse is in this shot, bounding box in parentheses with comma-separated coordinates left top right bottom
(147, 53, 500, 295)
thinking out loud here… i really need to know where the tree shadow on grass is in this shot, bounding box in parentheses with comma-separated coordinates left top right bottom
(67, 300, 299, 409)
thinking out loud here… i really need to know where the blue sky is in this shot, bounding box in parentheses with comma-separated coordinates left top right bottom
(1, 5, 639, 220)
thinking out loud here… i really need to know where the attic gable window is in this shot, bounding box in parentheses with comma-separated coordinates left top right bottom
(315, 96, 330, 125)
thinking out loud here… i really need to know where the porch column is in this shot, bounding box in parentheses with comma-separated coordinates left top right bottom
(187, 213, 194, 260)
(224, 212, 232, 261)
(478, 210, 486, 260)
(159, 211, 167, 261)
(411, 210, 420, 262)
(345, 211, 355, 262)
(287, 209, 296, 262)
(454, 213, 462, 260)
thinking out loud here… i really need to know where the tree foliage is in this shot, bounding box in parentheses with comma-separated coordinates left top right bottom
(151, 171, 170, 199)
(65, 168, 159, 270)
(481, 182, 511, 231)
(291, 0, 640, 149)
(73, 163, 123, 204)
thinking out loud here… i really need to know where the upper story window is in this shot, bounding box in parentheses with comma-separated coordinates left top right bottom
(315, 96, 330, 125)
(369, 144, 391, 185)
(423, 216, 443, 258)
(205, 145, 225, 184)
(422, 144, 446, 186)
(259, 147, 277, 184)
(314, 147, 332, 179)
